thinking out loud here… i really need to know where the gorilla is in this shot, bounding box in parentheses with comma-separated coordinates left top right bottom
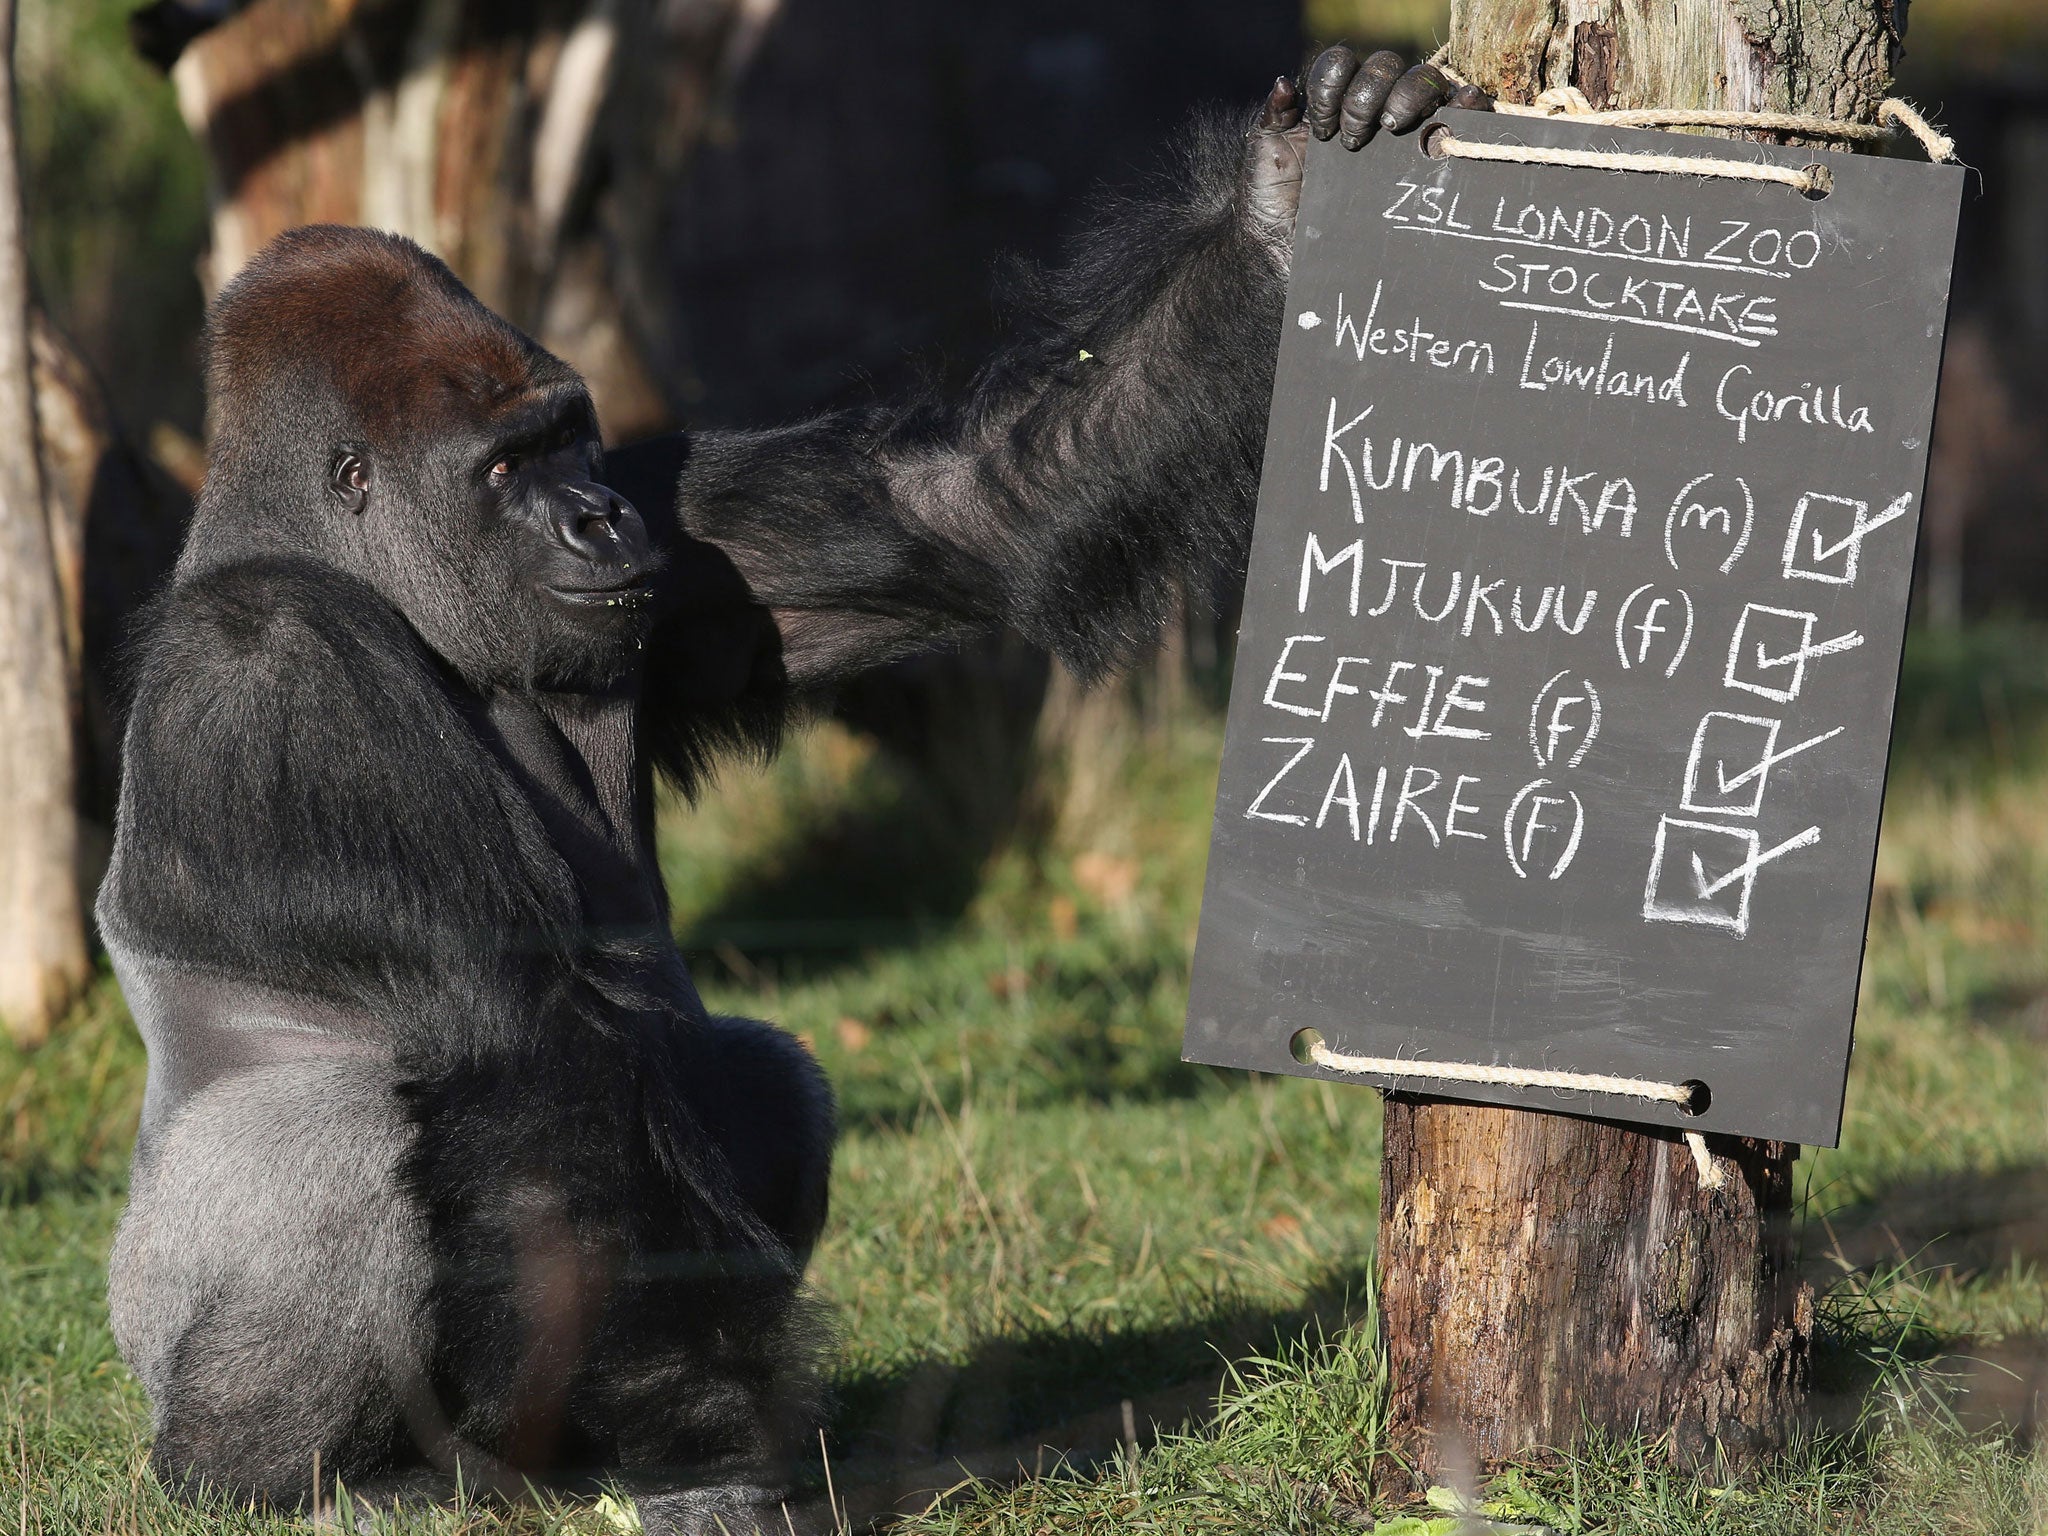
(96, 51, 1460, 1532)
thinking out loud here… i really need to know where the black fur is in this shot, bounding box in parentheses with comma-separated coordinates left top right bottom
(639, 107, 1286, 698)
(101, 103, 1286, 1533)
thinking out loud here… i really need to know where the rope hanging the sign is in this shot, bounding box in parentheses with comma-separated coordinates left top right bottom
(1420, 55, 1957, 195)
(1303, 1036, 1697, 1106)
(1303, 1039, 1729, 1188)
(1428, 130, 1832, 195)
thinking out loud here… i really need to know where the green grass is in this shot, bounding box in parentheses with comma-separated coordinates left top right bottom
(7, 625, 2048, 1532)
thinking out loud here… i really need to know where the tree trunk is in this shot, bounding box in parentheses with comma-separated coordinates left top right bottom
(168, 0, 750, 444)
(1444, 0, 1898, 122)
(0, 0, 88, 1049)
(1377, 0, 1903, 1481)
(31, 312, 193, 883)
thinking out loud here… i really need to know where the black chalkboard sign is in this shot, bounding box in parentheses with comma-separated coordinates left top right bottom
(1184, 110, 1964, 1146)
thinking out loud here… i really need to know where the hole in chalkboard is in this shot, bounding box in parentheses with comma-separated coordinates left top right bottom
(1799, 163, 1833, 200)
(1289, 1027, 1325, 1066)
(1678, 1079, 1712, 1116)
(1420, 123, 1452, 159)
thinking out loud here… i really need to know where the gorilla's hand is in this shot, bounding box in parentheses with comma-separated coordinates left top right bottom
(1244, 48, 1491, 253)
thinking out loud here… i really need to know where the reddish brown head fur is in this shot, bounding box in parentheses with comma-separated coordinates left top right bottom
(204, 225, 576, 459)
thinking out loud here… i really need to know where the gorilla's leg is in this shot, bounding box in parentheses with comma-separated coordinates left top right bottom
(596, 1016, 835, 1535)
(109, 1058, 438, 1507)
(693, 1014, 835, 1263)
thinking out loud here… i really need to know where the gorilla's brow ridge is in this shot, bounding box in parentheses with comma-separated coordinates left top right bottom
(479, 388, 597, 459)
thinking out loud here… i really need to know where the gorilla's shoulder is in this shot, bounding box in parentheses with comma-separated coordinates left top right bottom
(153, 556, 425, 673)
(130, 556, 475, 768)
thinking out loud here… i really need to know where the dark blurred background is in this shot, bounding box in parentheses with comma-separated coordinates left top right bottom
(20, 0, 2048, 927)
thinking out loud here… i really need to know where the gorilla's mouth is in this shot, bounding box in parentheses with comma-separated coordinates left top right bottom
(544, 579, 656, 610)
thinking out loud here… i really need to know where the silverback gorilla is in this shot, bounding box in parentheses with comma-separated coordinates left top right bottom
(97, 52, 1464, 1532)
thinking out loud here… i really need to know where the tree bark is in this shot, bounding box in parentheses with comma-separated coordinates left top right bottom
(0, 0, 88, 1049)
(31, 313, 193, 880)
(1444, 0, 1899, 122)
(1378, 0, 1903, 1480)
(168, 0, 750, 444)
(1380, 1101, 1812, 1475)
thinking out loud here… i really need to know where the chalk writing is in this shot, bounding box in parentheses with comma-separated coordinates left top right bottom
(1189, 109, 1962, 1145)
(1664, 472, 1755, 574)
(1715, 365, 1874, 443)
(1780, 490, 1915, 585)
(1518, 320, 1691, 400)
(1504, 778, 1586, 879)
(1242, 737, 1495, 852)
(1722, 603, 1864, 704)
(1479, 257, 1777, 345)
(1642, 817, 1822, 936)
(1327, 283, 1497, 375)
(1613, 583, 1695, 677)
(1528, 670, 1602, 768)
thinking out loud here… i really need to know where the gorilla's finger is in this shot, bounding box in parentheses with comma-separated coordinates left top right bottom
(1448, 83, 1494, 112)
(1381, 62, 1453, 133)
(1259, 74, 1302, 132)
(1338, 49, 1406, 150)
(1303, 45, 1359, 141)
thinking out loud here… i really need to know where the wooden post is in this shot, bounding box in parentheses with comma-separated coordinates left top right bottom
(0, 0, 88, 1050)
(1376, 0, 1904, 1480)
(1379, 1101, 1811, 1473)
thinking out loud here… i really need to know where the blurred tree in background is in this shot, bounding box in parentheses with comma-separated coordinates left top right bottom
(20, 0, 206, 438)
(158, 0, 739, 444)
(0, 0, 87, 1050)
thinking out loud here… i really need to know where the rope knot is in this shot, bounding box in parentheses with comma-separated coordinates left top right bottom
(1878, 98, 1957, 164)
(1529, 85, 1596, 117)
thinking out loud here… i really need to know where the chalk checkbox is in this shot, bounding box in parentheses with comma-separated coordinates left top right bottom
(1781, 490, 1915, 587)
(1643, 817, 1762, 934)
(1680, 711, 1846, 818)
(1681, 712, 1780, 817)
(1722, 603, 1863, 704)
(1642, 815, 1822, 939)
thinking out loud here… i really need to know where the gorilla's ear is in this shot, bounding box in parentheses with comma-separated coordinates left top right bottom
(329, 447, 371, 514)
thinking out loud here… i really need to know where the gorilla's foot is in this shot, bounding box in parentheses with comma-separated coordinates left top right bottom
(636, 1483, 795, 1536)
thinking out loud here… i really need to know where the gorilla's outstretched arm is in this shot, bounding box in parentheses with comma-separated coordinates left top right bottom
(672, 107, 1283, 692)
(663, 62, 1459, 702)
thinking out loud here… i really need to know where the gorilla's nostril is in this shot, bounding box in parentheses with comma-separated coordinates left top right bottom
(555, 504, 616, 556)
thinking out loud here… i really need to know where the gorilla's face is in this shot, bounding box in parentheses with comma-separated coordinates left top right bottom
(335, 380, 663, 692)
(191, 225, 668, 694)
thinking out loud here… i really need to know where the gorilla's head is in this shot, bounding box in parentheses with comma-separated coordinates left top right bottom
(182, 225, 662, 692)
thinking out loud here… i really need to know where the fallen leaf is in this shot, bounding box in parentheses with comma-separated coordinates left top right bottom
(1048, 894, 1079, 940)
(833, 1016, 873, 1052)
(986, 967, 1028, 1001)
(1073, 850, 1140, 906)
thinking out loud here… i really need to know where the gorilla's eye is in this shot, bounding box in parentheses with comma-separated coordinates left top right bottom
(490, 455, 519, 481)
